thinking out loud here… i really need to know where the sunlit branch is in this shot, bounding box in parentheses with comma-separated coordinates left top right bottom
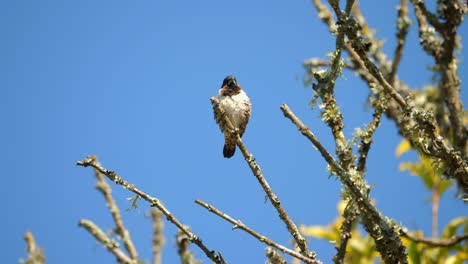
(79, 219, 133, 264)
(401, 228, 468, 247)
(281, 103, 407, 263)
(389, 0, 410, 86)
(266, 247, 288, 264)
(93, 169, 139, 261)
(149, 208, 165, 264)
(195, 199, 319, 264)
(76, 155, 226, 264)
(332, 201, 358, 264)
(22, 231, 46, 264)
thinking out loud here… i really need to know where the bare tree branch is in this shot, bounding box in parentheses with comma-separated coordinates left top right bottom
(79, 219, 133, 264)
(332, 201, 358, 264)
(291, 240, 301, 264)
(401, 228, 468, 247)
(21, 232, 45, 264)
(76, 155, 226, 264)
(266, 247, 288, 264)
(149, 208, 165, 264)
(356, 93, 387, 174)
(210, 97, 318, 261)
(93, 169, 139, 261)
(334, 7, 407, 107)
(411, 0, 444, 31)
(304, 58, 355, 70)
(351, 3, 393, 75)
(389, 0, 411, 86)
(281, 103, 408, 263)
(195, 199, 319, 264)
(311, 0, 356, 173)
(322, 0, 468, 196)
(176, 227, 201, 264)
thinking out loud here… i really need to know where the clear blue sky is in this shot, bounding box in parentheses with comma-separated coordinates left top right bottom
(2, 0, 466, 263)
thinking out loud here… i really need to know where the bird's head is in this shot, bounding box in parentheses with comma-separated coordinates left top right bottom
(222, 75, 238, 88)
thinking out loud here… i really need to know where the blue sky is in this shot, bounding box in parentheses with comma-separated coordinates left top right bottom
(2, 0, 467, 263)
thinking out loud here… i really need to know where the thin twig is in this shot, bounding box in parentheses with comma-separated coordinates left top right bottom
(431, 188, 440, 238)
(281, 104, 362, 197)
(79, 219, 133, 264)
(311, 0, 356, 171)
(336, 10, 407, 108)
(22, 231, 46, 264)
(332, 201, 357, 264)
(411, 0, 444, 31)
(409, 0, 466, 160)
(195, 199, 319, 264)
(210, 97, 317, 261)
(356, 93, 387, 174)
(304, 58, 356, 70)
(351, 3, 393, 75)
(401, 228, 468, 247)
(266, 247, 288, 264)
(311, 0, 379, 87)
(291, 240, 300, 264)
(410, 0, 443, 58)
(76, 155, 226, 264)
(281, 103, 408, 263)
(94, 169, 139, 261)
(389, 0, 410, 86)
(176, 227, 201, 264)
(149, 208, 165, 264)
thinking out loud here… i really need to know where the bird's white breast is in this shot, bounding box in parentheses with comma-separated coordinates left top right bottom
(217, 90, 250, 129)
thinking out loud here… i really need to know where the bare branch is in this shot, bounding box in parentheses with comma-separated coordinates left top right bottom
(311, 0, 379, 88)
(149, 208, 165, 264)
(195, 199, 319, 264)
(94, 169, 139, 261)
(210, 97, 318, 261)
(330, 0, 468, 196)
(311, 0, 356, 172)
(21, 232, 45, 264)
(304, 58, 356, 70)
(281, 103, 408, 263)
(356, 93, 387, 174)
(177, 227, 201, 264)
(410, 0, 467, 162)
(389, 0, 411, 86)
(401, 228, 468, 247)
(332, 201, 358, 264)
(411, 0, 444, 31)
(291, 241, 301, 264)
(266, 247, 288, 264)
(351, 3, 393, 75)
(76, 155, 226, 264)
(410, 1, 443, 58)
(337, 13, 407, 108)
(78, 219, 133, 264)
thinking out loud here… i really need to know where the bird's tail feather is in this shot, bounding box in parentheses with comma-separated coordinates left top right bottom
(223, 137, 236, 158)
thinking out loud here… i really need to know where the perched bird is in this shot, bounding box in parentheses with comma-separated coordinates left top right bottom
(213, 75, 251, 158)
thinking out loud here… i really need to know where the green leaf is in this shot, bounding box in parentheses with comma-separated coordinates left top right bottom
(396, 139, 411, 157)
(407, 241, 421, 264)
(400, 161, 434, 189)
(300, 225, 338, 241)
(441, 217, 468, 238)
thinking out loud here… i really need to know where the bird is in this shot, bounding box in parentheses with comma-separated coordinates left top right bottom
(213, 75, 251, 158)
